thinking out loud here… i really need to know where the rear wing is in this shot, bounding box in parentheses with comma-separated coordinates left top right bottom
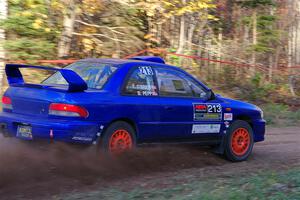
(5, 64, 87, 92)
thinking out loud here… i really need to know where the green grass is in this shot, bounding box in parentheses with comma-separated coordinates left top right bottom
(262, 104, 300, 126)
(60, 168, 300, 200)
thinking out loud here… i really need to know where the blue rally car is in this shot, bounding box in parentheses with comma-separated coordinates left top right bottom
(0, 56, 265, 161)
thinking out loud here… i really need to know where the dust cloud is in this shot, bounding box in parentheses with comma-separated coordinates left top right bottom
(0, 135, 224, 199)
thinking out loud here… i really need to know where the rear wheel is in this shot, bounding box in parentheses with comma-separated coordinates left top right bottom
(224, 120, 254, 162)
(100, 121, 136, 154)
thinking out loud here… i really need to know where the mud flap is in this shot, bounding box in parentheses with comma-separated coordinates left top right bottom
(93, 125, 106, 145)
(213, 134, 225, 154)
(0, 123, 11, 137)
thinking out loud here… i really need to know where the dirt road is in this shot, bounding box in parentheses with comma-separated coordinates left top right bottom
(0, 127, 299, 199)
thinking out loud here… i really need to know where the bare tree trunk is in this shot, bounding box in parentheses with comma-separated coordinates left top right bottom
(295, 1, 300, 64)
(287, 1, 295, 95)
(58, 0, 77, 58)
(243, 24, 250, 45)
(176, 14, 186, 54)
(186, 14, 197, 68)
(251, 10, 257, 74)
(170, 16, 176, 48)
(146, 16, 157, 50)
(289, 76, 296, 96)
(157, 22, 162, 46)
(187, 14, 197, 54)
(274, 47, 280, 69)
(268, 7, 275, 81)
(205, 38, 212, 81)
(112, 16, 121, 58)
(268, 54, 273, 81)
(288, 25, 293, 67)
(217, 28, 223, 72)
(287, 0, 300, 96)
(197, 36, 203, 74)
(0, 0, 7, 93)
(176, 5, 186, 66)
(176, 0, 186, 55)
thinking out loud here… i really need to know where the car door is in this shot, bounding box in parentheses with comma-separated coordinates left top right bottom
(154, 67, 223, 140)
(121, 65, 164, 142)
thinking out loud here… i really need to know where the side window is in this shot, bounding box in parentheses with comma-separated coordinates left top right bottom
(124, 66, 158, 96)
(155, 68, 193, 97)
(185, 77, 208, 99)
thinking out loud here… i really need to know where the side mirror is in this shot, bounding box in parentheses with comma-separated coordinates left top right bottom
(207, 89, 215, 101)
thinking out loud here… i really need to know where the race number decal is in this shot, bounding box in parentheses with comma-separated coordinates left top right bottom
(193, 103, 222, 121)
(138, 66, 154, 76)
(207, 104, 222, 113)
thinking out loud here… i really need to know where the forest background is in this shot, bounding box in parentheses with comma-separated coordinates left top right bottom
(0, 0, 300, 125)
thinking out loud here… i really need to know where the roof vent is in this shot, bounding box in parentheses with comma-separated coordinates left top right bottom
(129, 56, 165, 64)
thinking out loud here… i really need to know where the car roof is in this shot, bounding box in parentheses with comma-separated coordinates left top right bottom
(79, 58, 132, 65)
(78, 58, 182, 71)
(78, 57, 211, 91)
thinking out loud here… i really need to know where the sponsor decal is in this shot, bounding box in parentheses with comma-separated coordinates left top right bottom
(192, 124, 221, 134)
(195, 113, 222, 121)
(72, 136, 93, 142)
(224, 121, 230, 128)
(224, 113, 233, 121)
(193, 103, 222, 121)
(50, 129, 54, 139)
(194, 104, 207, 112)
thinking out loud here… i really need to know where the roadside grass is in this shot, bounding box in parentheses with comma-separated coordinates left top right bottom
(60, 168, 300, 200)
(262, 104, 300, 126)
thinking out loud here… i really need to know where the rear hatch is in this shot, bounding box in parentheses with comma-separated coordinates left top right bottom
(6, 85, 68, 118)
(3, 62, 117, 118)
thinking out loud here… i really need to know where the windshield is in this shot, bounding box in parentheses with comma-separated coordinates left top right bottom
(43, 62, 117, 89)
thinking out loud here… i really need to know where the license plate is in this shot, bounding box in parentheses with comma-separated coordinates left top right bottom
(17, 125, 33, 140)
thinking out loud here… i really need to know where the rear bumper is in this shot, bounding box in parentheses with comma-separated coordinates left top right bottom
(0, 112, 103, 144)
(252, 119, 266, 142)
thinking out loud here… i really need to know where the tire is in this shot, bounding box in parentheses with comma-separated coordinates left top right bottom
(224, 120, 254, 162)
(100, 121, 136, 154)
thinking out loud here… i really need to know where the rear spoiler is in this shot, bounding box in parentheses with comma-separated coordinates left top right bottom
(5, 64, 87, 92)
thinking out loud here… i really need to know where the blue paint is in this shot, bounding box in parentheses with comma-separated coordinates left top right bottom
(6, 64, 87, 92)
(0, 57, 265, 145)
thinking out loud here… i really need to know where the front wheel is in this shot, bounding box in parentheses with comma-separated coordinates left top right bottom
(224, 120, 254, 162)
(100, 121, 136, 155)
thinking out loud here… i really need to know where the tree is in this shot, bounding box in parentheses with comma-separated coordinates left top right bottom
(1, 0, 59, 60)
(57, 0, 78, 58)
(70, 0, 145, 58)
(238, 0, 275, 70)
(0, 0, 7, 92)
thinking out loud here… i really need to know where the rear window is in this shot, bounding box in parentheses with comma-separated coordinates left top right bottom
(43, 62, 117, 89)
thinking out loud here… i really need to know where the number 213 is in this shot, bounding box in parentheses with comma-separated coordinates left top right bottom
(207, 104, 222, 113)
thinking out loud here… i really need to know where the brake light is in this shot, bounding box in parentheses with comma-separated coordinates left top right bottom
(49, 103, 89, 118)
(2, 96, 12, 109)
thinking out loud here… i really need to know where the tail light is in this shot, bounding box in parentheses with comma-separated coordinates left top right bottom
(49, 103, 89, 118)
(2, 96, 12, 110)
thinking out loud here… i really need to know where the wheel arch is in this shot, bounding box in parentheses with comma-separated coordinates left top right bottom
(102, 117, 138, 138)
(235, 115, 253, 128)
